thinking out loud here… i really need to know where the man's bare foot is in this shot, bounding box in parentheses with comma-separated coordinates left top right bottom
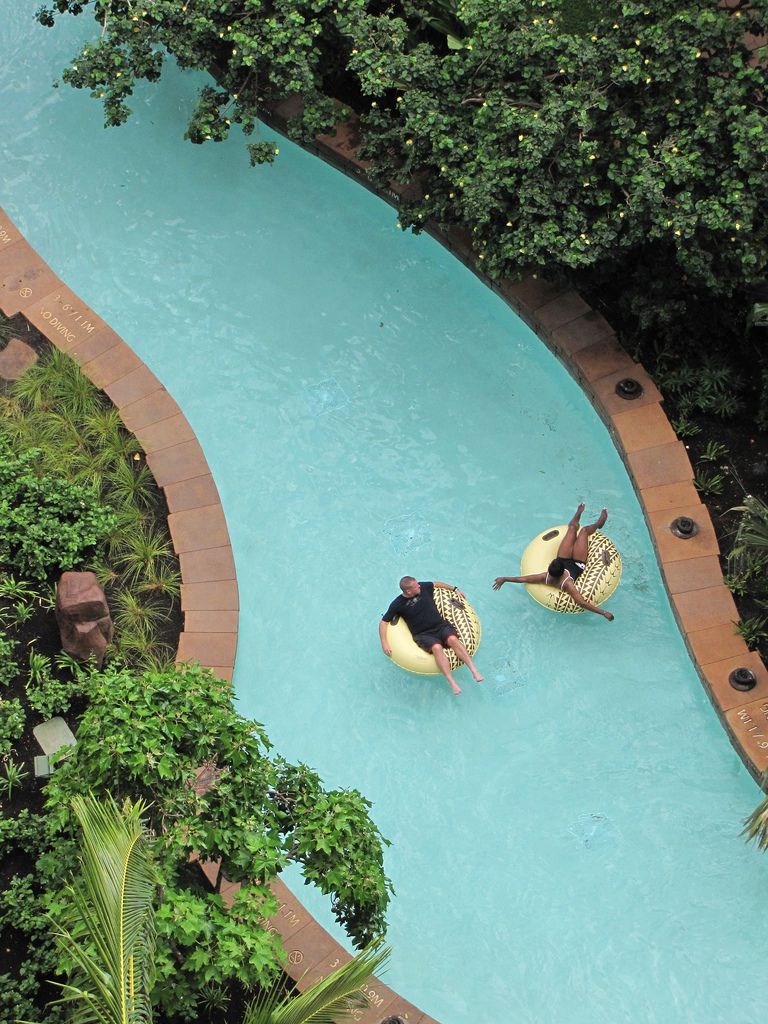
(450, 682, 462, 695)
(595, 507, 608, 528)
(472, 671, 484, 683)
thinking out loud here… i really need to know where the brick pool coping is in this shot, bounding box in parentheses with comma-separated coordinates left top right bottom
(0, 144, 765, 1018)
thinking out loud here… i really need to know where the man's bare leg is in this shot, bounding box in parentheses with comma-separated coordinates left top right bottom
(431, 644, 461, 694)
(447, 636, 484, 682)
(573, 507, 608, 562)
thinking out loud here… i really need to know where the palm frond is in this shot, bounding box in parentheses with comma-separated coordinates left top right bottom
(742, 788, 768, 851)
(50, 792, 158, 1024)
(243, 941, 390, 1024)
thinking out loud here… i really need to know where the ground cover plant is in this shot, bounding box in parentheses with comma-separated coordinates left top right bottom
(1, 336, 180, 668)
(0, 320, 393, 1022)
(46, 764, 390, 1024)
(43, 661, 392, 1020)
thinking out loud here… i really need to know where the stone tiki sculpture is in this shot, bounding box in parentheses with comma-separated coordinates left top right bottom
(55, 571, 113, 668)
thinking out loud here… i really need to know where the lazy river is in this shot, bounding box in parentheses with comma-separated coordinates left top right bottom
(1, 7, 766, 1022)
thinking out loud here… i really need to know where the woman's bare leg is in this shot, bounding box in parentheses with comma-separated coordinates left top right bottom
(573, 507, 608, 562)
(557, 502, 585, 558)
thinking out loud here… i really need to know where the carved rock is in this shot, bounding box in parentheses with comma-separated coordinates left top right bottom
(55, 571, 113, 667)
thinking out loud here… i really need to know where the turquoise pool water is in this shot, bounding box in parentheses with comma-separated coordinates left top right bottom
(2, 8, 767, 1022)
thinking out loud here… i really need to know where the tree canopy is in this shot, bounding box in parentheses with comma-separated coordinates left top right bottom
(42, 662, 392, 1019)
(37, 0, 768, 405)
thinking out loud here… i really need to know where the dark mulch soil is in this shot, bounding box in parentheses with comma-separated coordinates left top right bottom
(650, 394, 768, 661)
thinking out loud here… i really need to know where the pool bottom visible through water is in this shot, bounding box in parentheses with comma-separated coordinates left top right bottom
(1, 6, 767, 1023)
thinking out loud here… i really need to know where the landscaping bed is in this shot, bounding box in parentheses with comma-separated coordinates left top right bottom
(0, 315, 184, 1022)
(0, 316, 392, 1024)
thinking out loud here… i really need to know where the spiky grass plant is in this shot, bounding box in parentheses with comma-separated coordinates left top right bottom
(0, 574, 40, 603)
(2, 343, 181, 672)
(69, 447, 114, 492)
(0, 313, 14, 345)
(112, 588, 169, 637)
(2, 756, 30, 799)
(81, 411, 142, 478)
(91, 554, 121, 592)
(11, 346, 98, 421)
(7, 356, 55, 412)
(4, 410, 83, 477)
(109, 620, 174, 673)
(118, 636, 175, 673)
(731, 496, 768, 554)
(82, 406, 129, 450)
(114, 525, 173, 588)
(137, 560, 181, 600)
(106, 457, 155, 511)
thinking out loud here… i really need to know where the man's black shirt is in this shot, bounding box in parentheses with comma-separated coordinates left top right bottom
(382, 581, 446, 634)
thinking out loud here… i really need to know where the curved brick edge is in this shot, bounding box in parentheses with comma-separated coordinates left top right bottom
(0, 206, 428, 1023)
(258, 100, 768, 785)
(0, 204, 239, 684)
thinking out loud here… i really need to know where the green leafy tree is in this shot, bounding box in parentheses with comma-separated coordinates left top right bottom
(42, 662, 392, 1019)
(347, 0, 768, 348)
(36, 0, 350, 163)
(44, 791, 390, 1024)
(37, 0, 768, 294)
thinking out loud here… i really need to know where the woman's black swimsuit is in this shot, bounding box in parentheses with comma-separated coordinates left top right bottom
(545, 557, 585, 589)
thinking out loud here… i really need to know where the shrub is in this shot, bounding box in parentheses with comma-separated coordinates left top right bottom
(26, 671, 80, 720)
(0, 872, 63, 1024)
(734, 615, 768, 651)
(0, 697, 25, 757)
(0, 635, 18, 688)
(0, 436, 116, 580)
(0, 809, 49, 858)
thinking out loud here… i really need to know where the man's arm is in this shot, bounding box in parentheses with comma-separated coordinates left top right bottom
(434, 580, 466, 598)
(564, 580, 614, 620)
(493, 573, 546, 589)
(379, 618, 392, 656)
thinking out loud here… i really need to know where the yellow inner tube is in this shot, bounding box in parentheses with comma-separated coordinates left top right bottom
(520, 526, 621, 613)
(386, 587, 482, 675)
